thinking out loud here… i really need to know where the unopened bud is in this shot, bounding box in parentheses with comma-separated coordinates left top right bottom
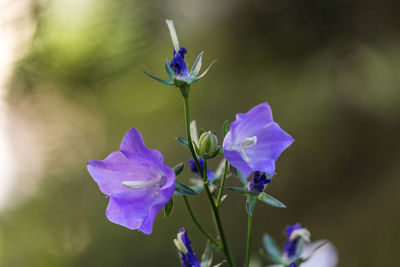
(198, 131, 218, 159)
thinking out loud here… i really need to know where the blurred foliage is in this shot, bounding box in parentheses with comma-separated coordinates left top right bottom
(1, 0, 400, 266)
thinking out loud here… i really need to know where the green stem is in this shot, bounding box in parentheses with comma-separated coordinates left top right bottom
(183, 196, 220, 247)
(246, 214, 253, 267)
(216, 160, 229, 207)
(183, 95, 236, 267)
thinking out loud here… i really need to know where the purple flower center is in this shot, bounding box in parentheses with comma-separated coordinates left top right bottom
(170, 47, 190, 79)
(247, 171, 271, 194)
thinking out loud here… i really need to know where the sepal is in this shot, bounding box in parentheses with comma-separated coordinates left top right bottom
(262, 234, 284, 264)
(143, 71, 174, 85)
(175, 181, 198, 196)
(173, 162, 184, 176)
(246, 194, 257, 215)
(163, 197, 174, 217)
(257, 192, 286, 208)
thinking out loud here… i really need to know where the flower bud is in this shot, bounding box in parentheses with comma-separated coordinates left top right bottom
(198, 131, 218, 159)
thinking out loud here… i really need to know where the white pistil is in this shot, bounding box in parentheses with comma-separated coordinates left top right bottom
(122, 176, 166, 190)
(174, 232, 188, 255)
(166, 19, 180, 52)
(231, 136, 257, 163)
(290, 228, 311, 243)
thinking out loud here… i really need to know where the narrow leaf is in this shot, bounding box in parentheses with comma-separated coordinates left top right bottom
(173, 162, 184, 176)
(222, 120, 230, 137)
(175, 181, 198, 196)
(191, 51, 204, 77)
(143, 71, 174, 85)
(201, 240, 213, 267)
(163, 197, 174, 217)
(246, 194, 257, 215)
(165, 59, 176, 79)
(176, 137, 189, 148)
(257, 193, 286, 208)
(262, 234, 283, 263)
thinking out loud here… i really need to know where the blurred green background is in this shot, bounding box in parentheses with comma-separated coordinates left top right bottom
(0, 0, 399, 266)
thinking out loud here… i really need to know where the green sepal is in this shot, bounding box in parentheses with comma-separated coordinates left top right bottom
(143, 71, 174, 85)
(257, 193, 286, 208)
(222, 120, 230, 137)
(174, 181, 198, 196)
(201, 240, 213, 267)
(262, 234, 283, 263)
(223, 186, 248, 195)
(193, 141, 201, 157)
(176, 137, 189, 148)
(164, 59, 176, 79)
(163, 197, 174, 217)
(191, 51, 204, 78)
(246, 194, 257, 215)
(229, 165, 248, 185)
(173, 162, 184, 176)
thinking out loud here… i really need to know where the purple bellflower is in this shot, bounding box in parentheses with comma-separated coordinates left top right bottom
(87, 128, 175, 234)
(174, 228, 201, 267)
(284, 223, 311, 258)
(188, 158, 216, 180)
(247, 171, 271, 194)
(223, 102, 294, 178)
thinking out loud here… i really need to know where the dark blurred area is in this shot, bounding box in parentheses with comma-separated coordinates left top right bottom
(0, 0, 399, 266)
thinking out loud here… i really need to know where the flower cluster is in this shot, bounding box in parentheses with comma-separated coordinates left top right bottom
(86, 19, 337, 267)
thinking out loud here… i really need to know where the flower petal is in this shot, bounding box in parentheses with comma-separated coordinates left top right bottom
(120, 128, 163, 162)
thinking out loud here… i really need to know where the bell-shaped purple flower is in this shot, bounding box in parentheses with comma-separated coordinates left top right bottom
(174, 228, 201, 267)
(223, 102, 294, 178)
(87, 128, 175, 234)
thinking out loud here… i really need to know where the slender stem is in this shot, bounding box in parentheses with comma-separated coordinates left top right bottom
(216, 160, 229, 207)
(183, 196, 220, 247)
(183, 95, 236, 267)
(245, 214, 253, 267)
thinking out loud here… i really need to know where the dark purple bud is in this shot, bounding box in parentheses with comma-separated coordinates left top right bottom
(247, 171, 271, 194)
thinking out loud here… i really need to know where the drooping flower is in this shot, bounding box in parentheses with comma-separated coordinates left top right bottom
(223, 102, 294, 178)
(174, 228, 201, 267)
(144, 20, 216, 87)
(284, 223, 310, 258)
(247, 171, 271, 194)
(188, 158, 215, 180)
(87, 128, 175, 234)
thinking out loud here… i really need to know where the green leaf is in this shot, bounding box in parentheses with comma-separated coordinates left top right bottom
(173, 162, 184, 176)
(143, 71, 174, 85)
(229, 165, 248, 185)
(163, 197, 174, 217)
(223, 186, 248, 194)
(176, 137, 189, 148)
(164, 59, 176, 79)
(262, 234, 283, 263)
(257, 193, 286, 208)
(201, 240, 213, 267)
(222, 120, 230, 137)
(246, 194, 257, 215)
(191, 51, 204, 77)
(175, 181, 198, 196)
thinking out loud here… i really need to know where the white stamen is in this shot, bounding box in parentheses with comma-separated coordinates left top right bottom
(166, 19, 180, 52)
(290, 228, 311, 243)
(122, 176, 166, 189)
(174, 232, 188, 254)
(231, 136, 257, 163)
